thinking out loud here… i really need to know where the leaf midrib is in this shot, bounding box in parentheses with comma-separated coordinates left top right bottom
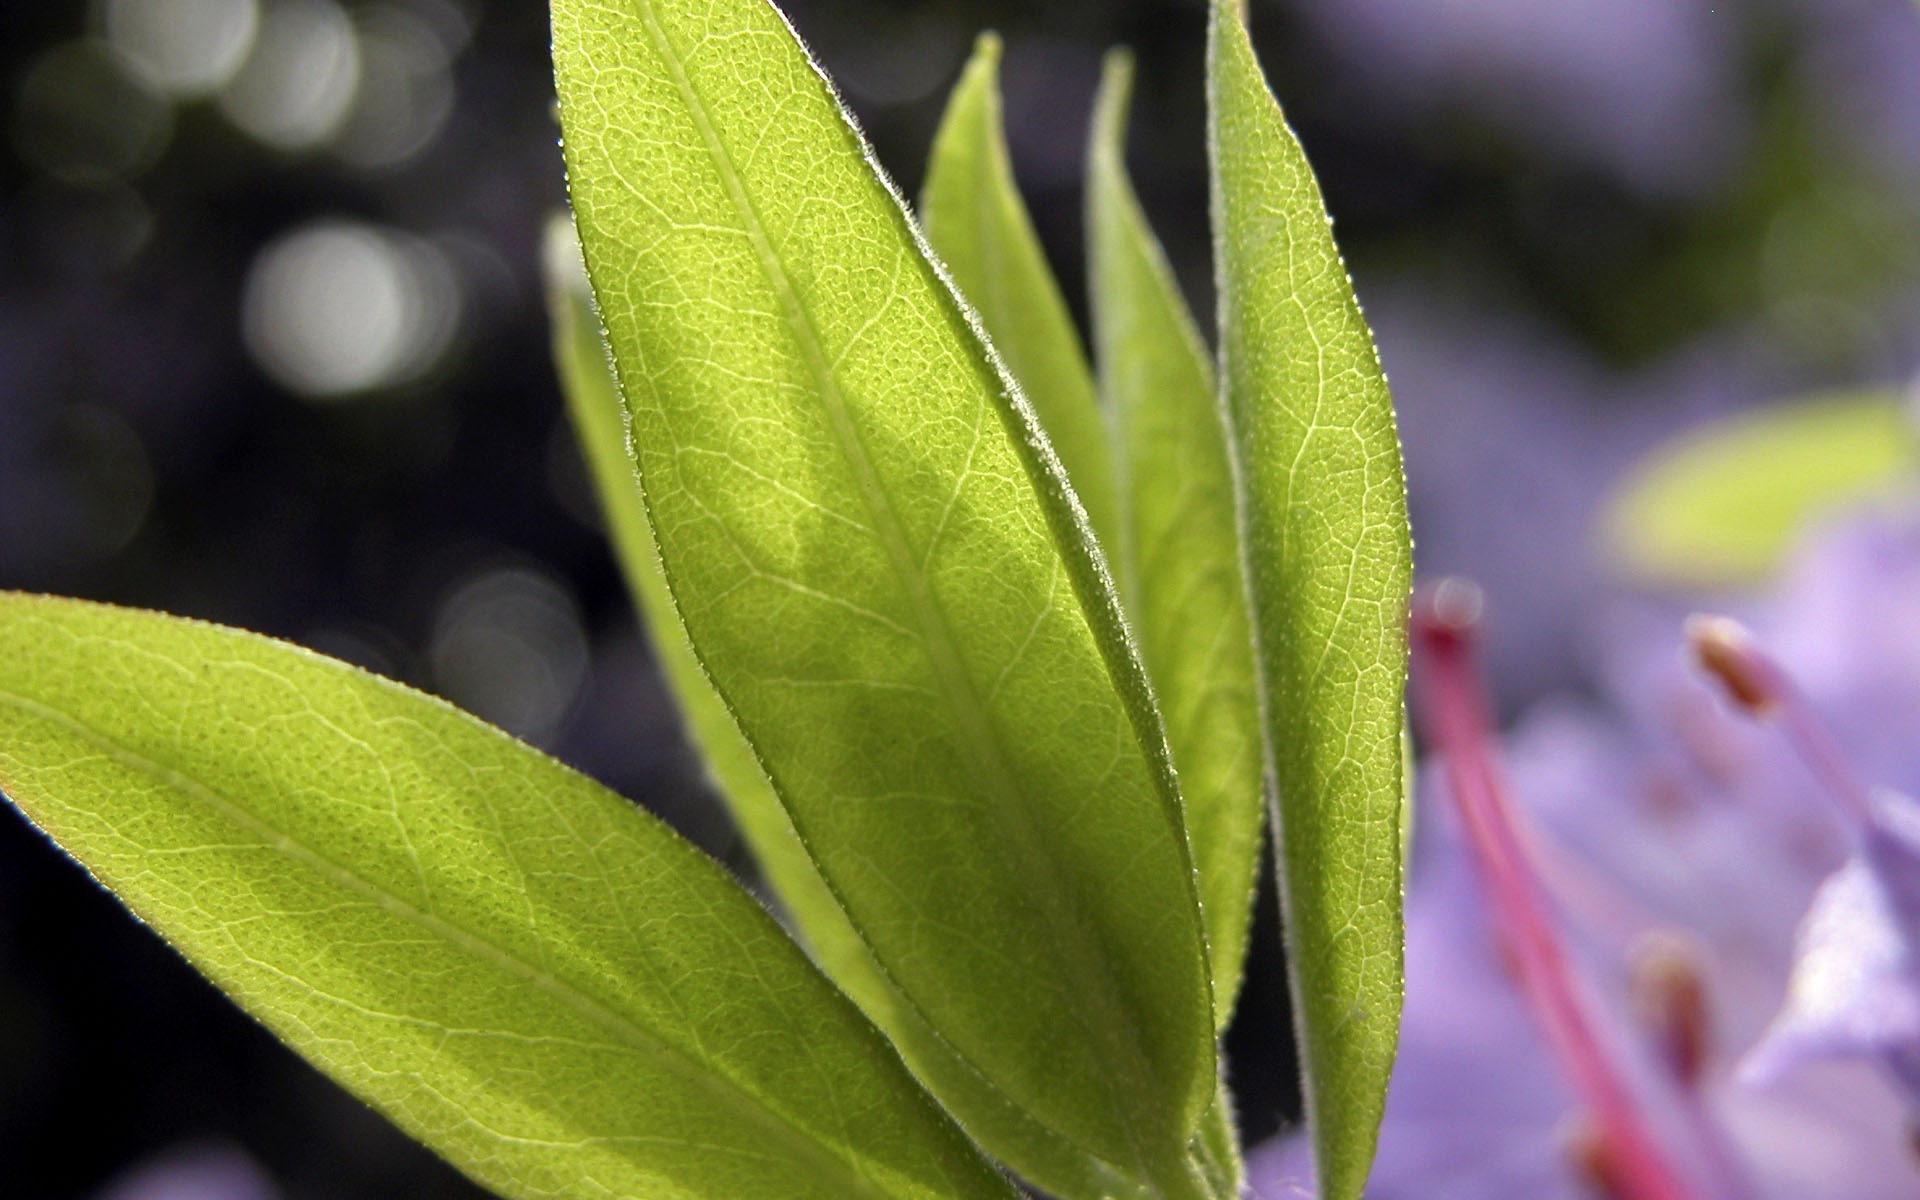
(618, 0, 1178, 1180)
(0, 682, 900, 1200)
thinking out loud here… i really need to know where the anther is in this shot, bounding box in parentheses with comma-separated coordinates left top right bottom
(1685, 616, 1781, 718)
(1565, 1117, 1637, 1200)
(1628, 932, 1713, 1090)
(1686, 614, 1876, 830)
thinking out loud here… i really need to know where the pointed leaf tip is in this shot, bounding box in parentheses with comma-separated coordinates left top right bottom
(921, 28, 1121, 562)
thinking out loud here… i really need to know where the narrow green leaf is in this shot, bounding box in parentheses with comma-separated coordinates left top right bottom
(1088, 50, 1265, 1026)
(554, 2, 1215, 1196)
(1604, 390, 1919, 588)
(0, 594, 1019, 1200)
(1206, 5, 1411, 1198)
(920, 33, 1120, 554)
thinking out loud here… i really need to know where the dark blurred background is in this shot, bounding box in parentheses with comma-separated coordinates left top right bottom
(5, 0, 1920, 1196)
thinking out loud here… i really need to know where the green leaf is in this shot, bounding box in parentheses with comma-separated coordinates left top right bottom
(1603, 390, 1919, 588)
(553, 3, 1216, 1197)
(545, 219, 891, 1021)
(548, 217, 1172, 1200)
(920, 33, 1120, 554)
(1188, 1083, 1245, 1200)
(1206, 5, 1411, 1198)
(1088, 49, 1265, 1026)
(0, 594, 1018, 1200)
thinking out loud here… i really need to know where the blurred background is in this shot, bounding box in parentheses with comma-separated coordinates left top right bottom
(5, 0, 1920, 1195)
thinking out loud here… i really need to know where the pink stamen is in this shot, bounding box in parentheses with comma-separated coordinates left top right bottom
(1685, 615, 1877, 830)
(1413, 580, 1699, 1200)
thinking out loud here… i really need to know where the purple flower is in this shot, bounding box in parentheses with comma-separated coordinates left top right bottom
(1250, 507, 1920, 1198)
(1688, 615, 1920, 1113)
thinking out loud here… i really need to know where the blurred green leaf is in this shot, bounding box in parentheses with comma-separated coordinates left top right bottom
(1207, 4, 1411, 1198)
(1088, 50, 1265, 1030)
(553, 2, 1216, 1196)
(0, 594, 1018, 1200)
(1604, 390, 1918, 588)
(921, 33, 1120, 553)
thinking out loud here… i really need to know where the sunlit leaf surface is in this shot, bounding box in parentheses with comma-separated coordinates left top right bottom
(1208, 4, 1411, 1197)
(554, 1, 1215, 1194)
(0, 594, 1017, 1200)
(546, 221, 891, 1021)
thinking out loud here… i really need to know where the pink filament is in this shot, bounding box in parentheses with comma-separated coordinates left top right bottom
(1413, 584, 1697, 1200)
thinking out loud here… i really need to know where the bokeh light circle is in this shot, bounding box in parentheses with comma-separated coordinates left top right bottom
(240, 219, 460, 398)
(103, 0, 261, 97)
(217, 0, 360, 151)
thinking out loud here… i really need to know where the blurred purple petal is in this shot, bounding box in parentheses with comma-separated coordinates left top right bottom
(1288, 0, 1747, 195)
(1743, 793, 1920, 1107)
(93, 1144, 280, 1200)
